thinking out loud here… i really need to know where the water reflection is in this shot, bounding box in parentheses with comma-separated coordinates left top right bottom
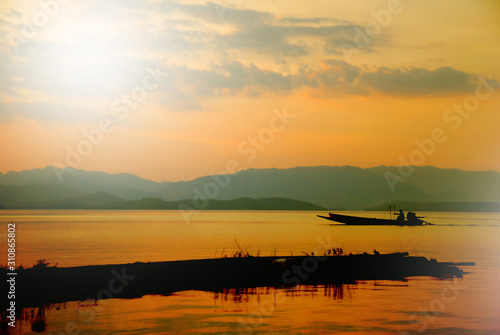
(212, 284, 355, 305)
(1, 210, 497, 334)
(2, 277, 493, 335)
(324, 284, 353, 300)
(1, 304, 65, 335)
(5, 285, 358, 334)
(30, 306, 46, 332)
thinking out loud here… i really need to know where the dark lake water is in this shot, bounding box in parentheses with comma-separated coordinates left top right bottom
(1, 210, 499, 334)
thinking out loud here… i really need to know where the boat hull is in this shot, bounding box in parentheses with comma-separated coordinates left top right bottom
(318, 213, 425, 226)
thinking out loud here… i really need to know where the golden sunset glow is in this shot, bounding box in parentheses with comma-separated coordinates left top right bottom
(1, 0, 499, 181)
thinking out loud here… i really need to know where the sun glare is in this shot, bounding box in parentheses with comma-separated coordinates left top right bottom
(37, 10, 141, 100)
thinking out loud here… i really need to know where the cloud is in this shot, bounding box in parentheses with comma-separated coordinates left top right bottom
(307, 61, 478, 96)
(159, 61, 294, 101)
(278, 17, 351, 25)
(145, 1, 365, 58)
(221, 24, 308, 57)
(0, 0, 487, 121)
(360, 66, 476, 95)
(157, 60, 479, 103)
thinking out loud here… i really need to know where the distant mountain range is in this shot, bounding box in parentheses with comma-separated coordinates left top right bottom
(367, 201, 500, 212)
(1, 165, 499, 211)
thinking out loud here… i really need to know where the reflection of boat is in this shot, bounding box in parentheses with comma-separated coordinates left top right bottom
(318, 207, 432, 226)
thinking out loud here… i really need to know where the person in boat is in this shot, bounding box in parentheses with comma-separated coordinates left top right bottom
(397, 209, 405, 221)
(407, 211, 417, 222)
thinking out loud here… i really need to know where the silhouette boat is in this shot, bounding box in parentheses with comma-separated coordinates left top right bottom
(318, 207, 432, 226)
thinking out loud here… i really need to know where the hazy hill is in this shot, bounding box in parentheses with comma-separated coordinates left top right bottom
(0, 184, 85, 207)
(368, 166, 500, 203)
(0, 166, 163, 200)
(150, 166, 500, 210)
(151, 166, 426, 209)
(367, 201, 500, 212)
(8, 194, 325, 211)
(101, 197, 326, 210)
(1, 165, 500, 210)
(7, 191, 124, 209)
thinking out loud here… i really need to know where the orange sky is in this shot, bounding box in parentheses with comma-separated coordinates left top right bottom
(0, 0, 499, 181)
